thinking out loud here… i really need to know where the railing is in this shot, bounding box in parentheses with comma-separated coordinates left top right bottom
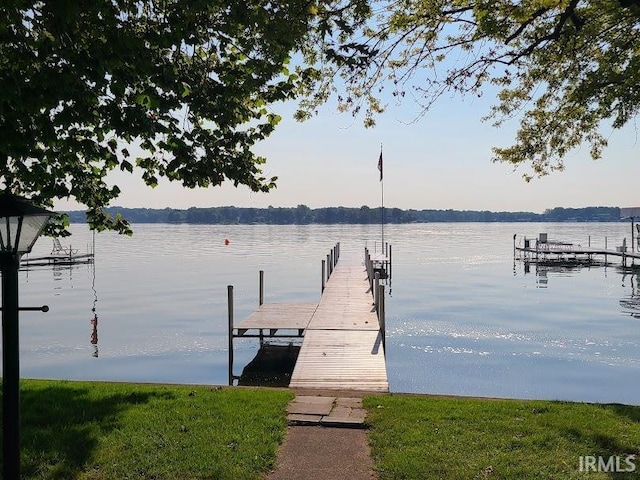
(321, 242, 340, 292)
(364, 247, 386, 352)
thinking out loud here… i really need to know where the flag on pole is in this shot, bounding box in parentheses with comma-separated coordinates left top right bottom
(377, 151, 383, 181)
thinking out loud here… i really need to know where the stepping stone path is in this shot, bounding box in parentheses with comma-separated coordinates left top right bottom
(268, 395, 377, 480)
(286, 395, 368, 428)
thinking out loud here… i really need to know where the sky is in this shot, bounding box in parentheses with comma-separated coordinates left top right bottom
(55, 88, 640, 214)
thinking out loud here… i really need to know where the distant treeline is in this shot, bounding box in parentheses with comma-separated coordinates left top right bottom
(65, 205, 623, 224)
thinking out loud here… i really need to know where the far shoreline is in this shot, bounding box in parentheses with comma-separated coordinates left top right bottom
(63, 205, 624, 225)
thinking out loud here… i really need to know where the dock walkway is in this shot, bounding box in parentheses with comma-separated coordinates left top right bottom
(290, 257, 388, 392)
(232, 248, 389, 392)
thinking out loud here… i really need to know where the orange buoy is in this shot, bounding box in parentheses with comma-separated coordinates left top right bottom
(224, 238, 230, 245)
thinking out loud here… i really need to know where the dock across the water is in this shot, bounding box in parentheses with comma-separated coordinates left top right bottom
(21, 238, 95, 268)
(227, 243, 389, 392)
(514, 233, 640, 267)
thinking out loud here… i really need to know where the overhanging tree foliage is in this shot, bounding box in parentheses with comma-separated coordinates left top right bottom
(302, 0, 640, 180)
(0, 0, 370, 234)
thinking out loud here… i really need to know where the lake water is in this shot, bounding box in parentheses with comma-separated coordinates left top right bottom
(9, 222, 640, 405)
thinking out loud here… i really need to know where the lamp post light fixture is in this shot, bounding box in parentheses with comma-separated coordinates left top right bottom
(0, 192, 53, 480)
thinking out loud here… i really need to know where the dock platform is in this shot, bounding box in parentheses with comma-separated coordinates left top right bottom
(229, 244, 389, 392)
(234, 304, 318, 338)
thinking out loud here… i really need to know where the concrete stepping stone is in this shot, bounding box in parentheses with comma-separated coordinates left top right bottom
(287, 395, 368, 428)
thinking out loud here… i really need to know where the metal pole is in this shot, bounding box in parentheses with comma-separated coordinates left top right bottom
(259, 270, 264, 306)
(365, 248, 369, 284)
(378, 284, 385, 352)
(367, 251, 374, 294)
(227, 285, 234, 386)
(381, 155, 385, 253)
(2, 254, 21, 480)
(374, 272, 380, 309)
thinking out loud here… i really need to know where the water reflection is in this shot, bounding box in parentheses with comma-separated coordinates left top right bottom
(521, 261, 598, 288)
(521, 260, 640, 319)
(620, 272, 640, 319)
(90, 313, 99, 357)
(90, 236, 99, 358)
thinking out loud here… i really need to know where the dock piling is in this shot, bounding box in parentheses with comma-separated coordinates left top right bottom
(378, 284, 385, 351)
(227, 285, 234, 386)
(259, 270, 264, 306)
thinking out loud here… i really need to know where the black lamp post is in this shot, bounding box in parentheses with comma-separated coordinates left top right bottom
(0, 192, 53, 479)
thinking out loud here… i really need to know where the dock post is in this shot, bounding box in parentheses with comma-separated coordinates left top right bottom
(258, 270, 264, 347)
(378, 284, 385, 352)
(258, 271, 265, 346)
(321, 260, 326, 293)
(259, 270, 264, 306)
(327, 254, 331, 279)
(388, 244, 392, 279)
(374, 272, 380, 309)
(365, 248, 372, 295)
(227, 285, 234, 386)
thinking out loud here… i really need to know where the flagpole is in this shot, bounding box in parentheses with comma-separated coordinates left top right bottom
(380, 144, 384, 255)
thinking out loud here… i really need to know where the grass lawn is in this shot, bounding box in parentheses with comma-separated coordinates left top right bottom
(7, 380, 640, 479)
(363, 394, 640, 480)
(3, 379, 293, 480)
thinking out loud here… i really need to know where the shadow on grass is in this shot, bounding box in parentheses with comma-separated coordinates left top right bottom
(0, 383, 174, 479)
(561, 403, 640, 479)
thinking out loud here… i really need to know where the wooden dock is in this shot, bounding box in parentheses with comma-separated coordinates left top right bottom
(21, 238, 95, 268)
(229, 244, 389, 392)
(514, 233, 640, 267)
(290, 258, 387, 391)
